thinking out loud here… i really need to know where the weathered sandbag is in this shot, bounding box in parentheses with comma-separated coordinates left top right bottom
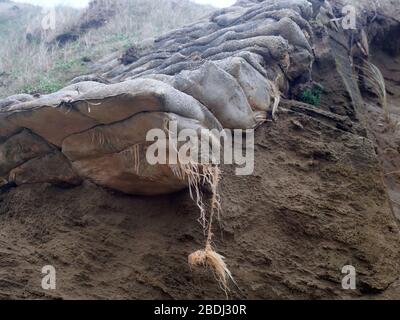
(9, 151, 81, 186)
(271, 17, 312, 52)
(60, 81, 108, 94)
(140, 74, 175, 85)
(0, 98, 19, 109)
(62, 112, 170, 161)
(202, 35, 289, 62)
(69, 75, 111, 85)
(1, 100, 98, 147)
(63, 110, 219, 195)
(211, 6, 248, 27)
(72, 79, 223, 131)
(71, 149, 187, 195)
(215, 56, 273, 112)
(173, 61, 260, 129)
(0, 129, 52, 177)
(0, 115, 20, 140)
(140, 57, 273, 121)
(6, 94, 34, 103)
(185, 16, 311, 56)
(0, 95, 34, 110)
(258, 0, 313, 20)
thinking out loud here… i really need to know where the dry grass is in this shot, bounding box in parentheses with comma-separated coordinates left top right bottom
(188, 243, 235, 296)
(0, 5, 83, 96)
(171, 160, 235, 296)
(0, 0, 213, 98)
(269, 78, 281, 121)
(358, 60, 390, 122)
(164, 117, 234, 294)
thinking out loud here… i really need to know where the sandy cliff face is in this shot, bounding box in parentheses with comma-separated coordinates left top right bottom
(0, 0, 399, 299)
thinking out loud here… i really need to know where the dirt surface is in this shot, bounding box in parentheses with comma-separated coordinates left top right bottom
(354, 41, 400, 301)
(366, 50, 400, 221)
(0, 108, 399, 299)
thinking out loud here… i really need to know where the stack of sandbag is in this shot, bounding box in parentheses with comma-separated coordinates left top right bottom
(0, 0, 315, 195)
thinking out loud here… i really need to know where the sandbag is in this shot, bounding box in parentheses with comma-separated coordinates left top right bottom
(173, 61, 259, 129)
(216, 56, 273, 112)
(0, 130, 52, 177)
(72, 79, 223, 131)
(9, 151, 81, 186)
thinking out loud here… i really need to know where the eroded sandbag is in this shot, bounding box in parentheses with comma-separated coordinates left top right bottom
(173, 61, 260, 129)
(62, 112, 207, 161)
(60, 81, 108, 94)
(3, 104, 98, 147)
(72, 79, 223, 131)
(0, 129, 52, 177)
(0, 115, 20, 140)
(71, 150, 187, 196)
(216, 56, 273, 112)
(63, 111, 219, 195)
(9, 151, 81, 186)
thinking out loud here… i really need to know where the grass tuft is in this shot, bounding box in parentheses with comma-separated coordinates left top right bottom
(299, 84, 323, 106)
(170, 157, 235, 295)
(358, 60, 390, 122)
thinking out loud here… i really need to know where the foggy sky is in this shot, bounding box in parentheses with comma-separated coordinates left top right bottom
(13, 0, 236, 8)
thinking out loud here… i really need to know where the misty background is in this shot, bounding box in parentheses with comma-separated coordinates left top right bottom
(0, 0, 221, 97)
(13, 0, 236, 8)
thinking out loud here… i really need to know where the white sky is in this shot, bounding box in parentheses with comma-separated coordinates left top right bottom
(13, 0, 236, 8)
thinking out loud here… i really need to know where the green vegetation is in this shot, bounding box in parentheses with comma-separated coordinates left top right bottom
(21, 76, 64, 95)
(299, 84, 324, 106)
(19, 58, 90, 94)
